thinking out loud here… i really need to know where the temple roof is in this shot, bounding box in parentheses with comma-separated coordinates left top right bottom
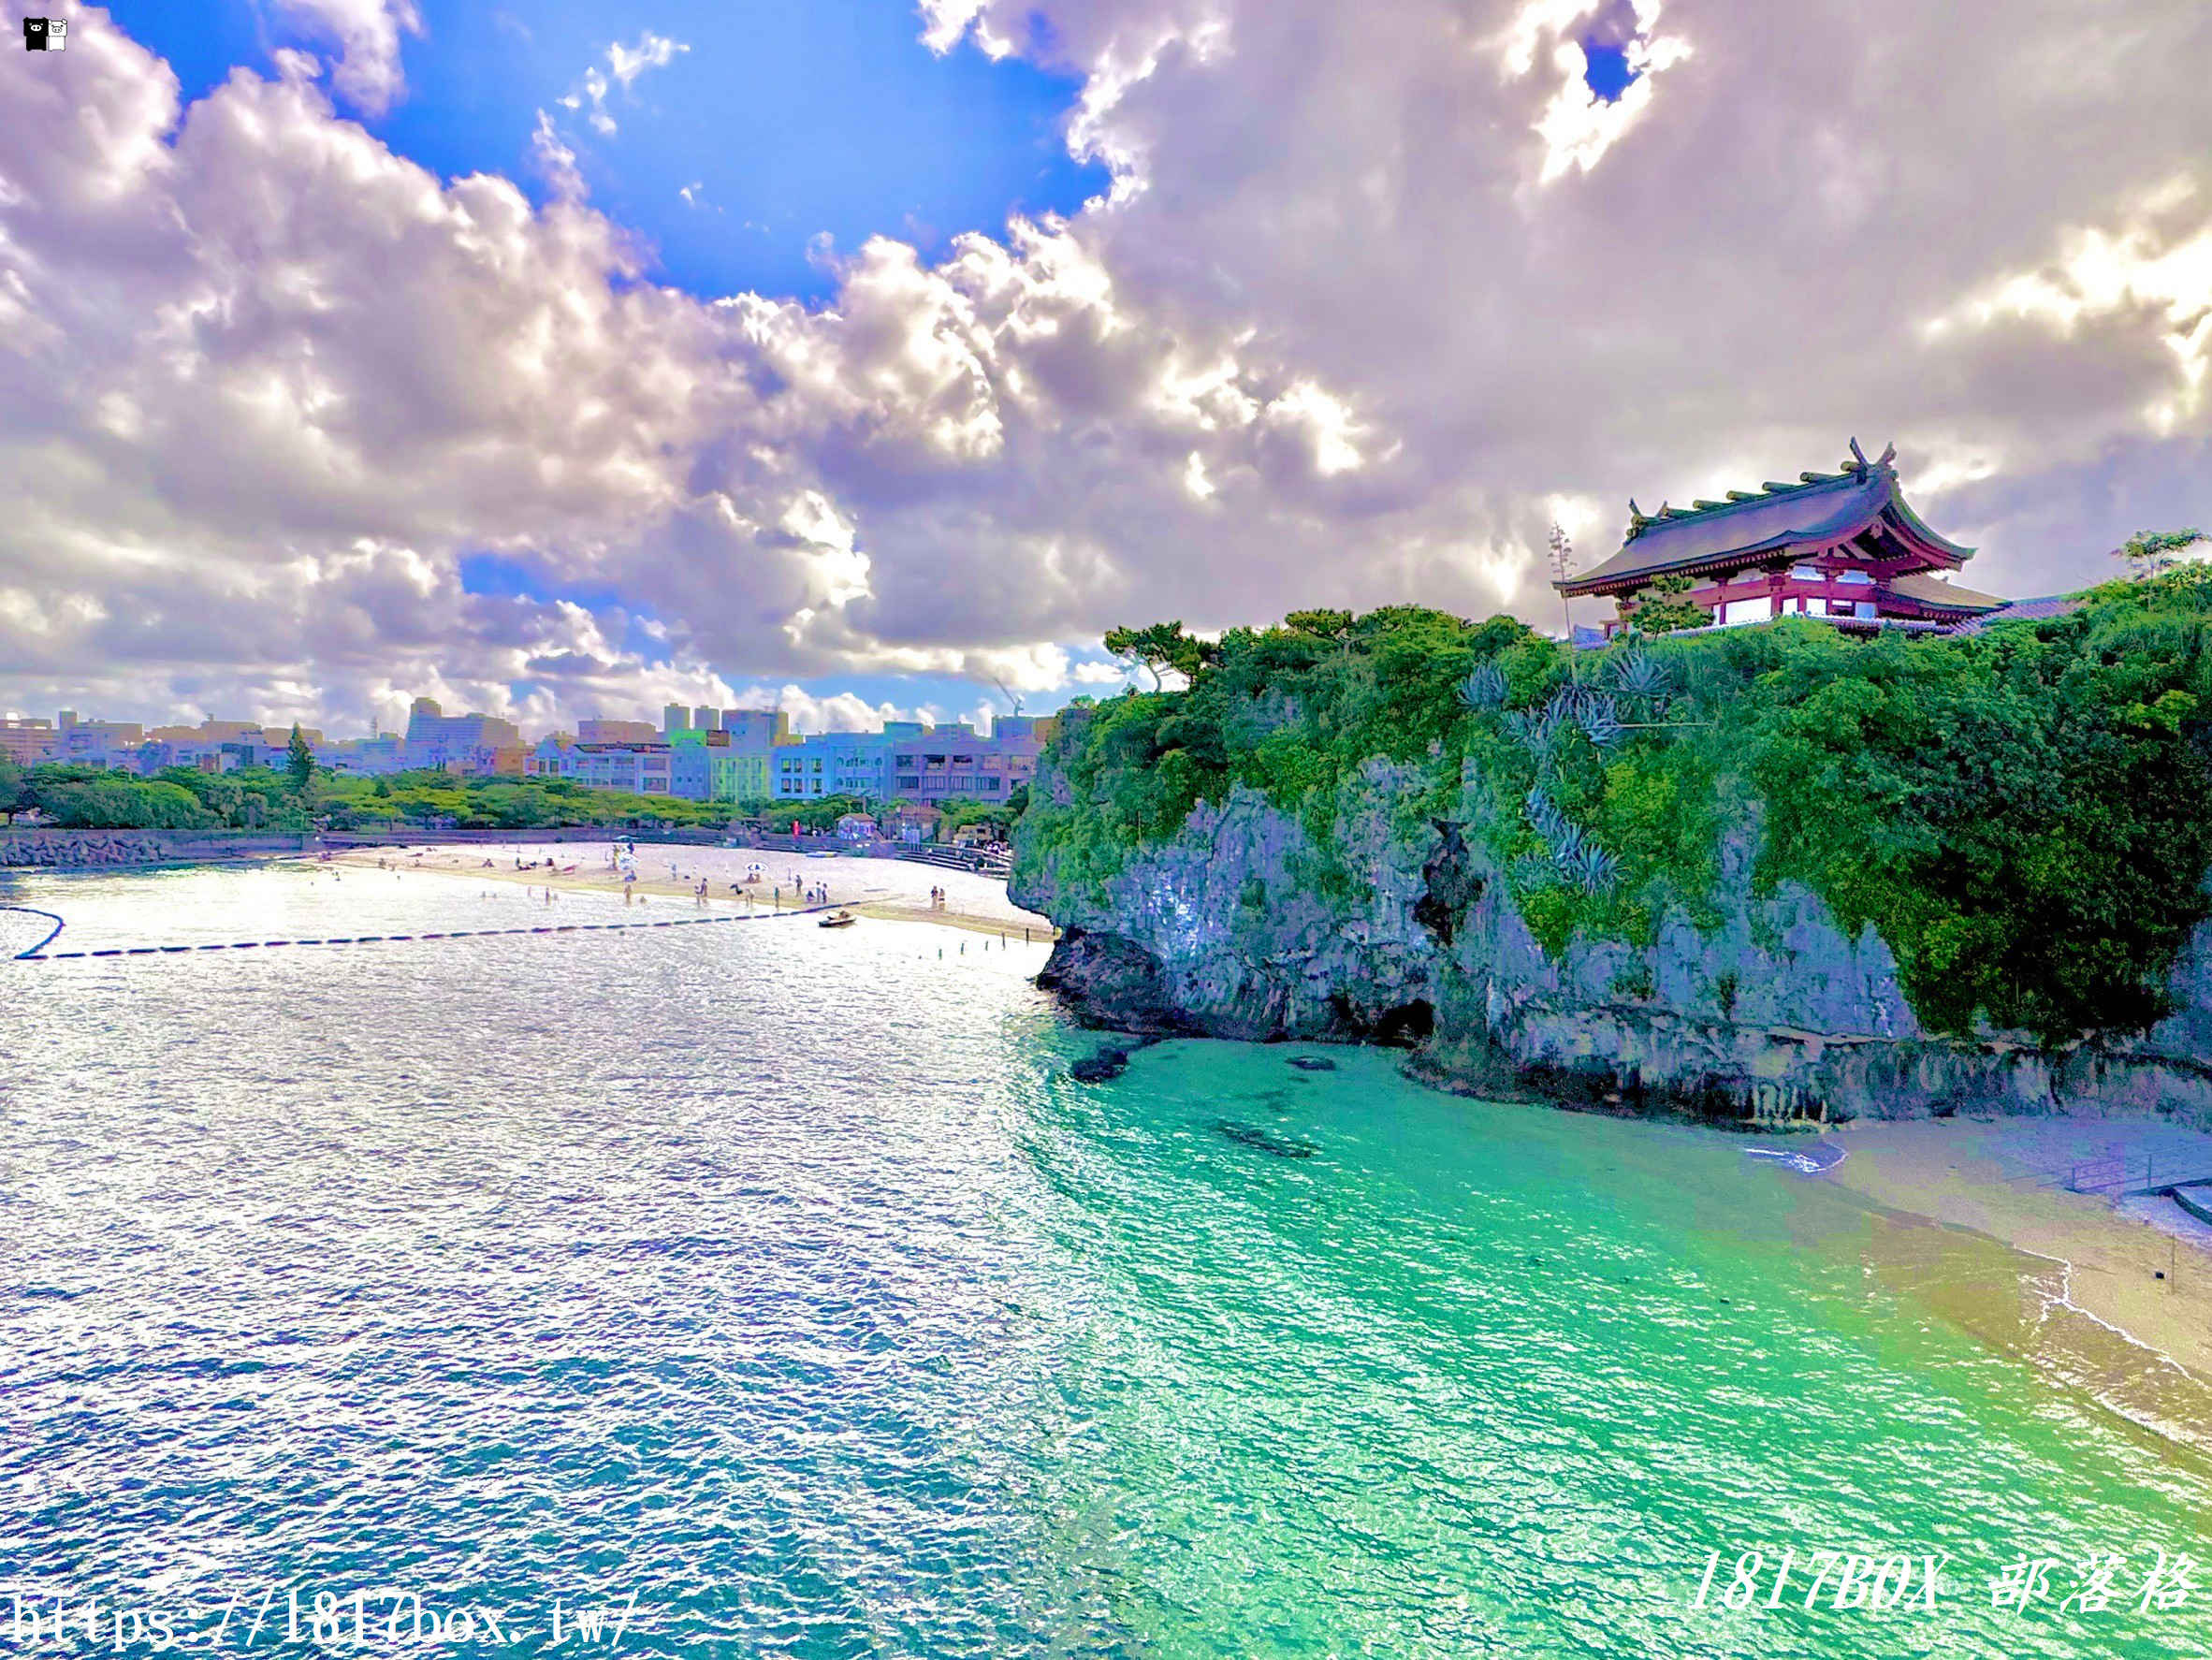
(1952, 593, 2085, 633)
(1885, 570, 2006, 613)
(1559, 441, 1976, 596)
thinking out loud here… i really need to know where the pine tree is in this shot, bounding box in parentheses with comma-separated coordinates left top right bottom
(285, 722, 313, 792)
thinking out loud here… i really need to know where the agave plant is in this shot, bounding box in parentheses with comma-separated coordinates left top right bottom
(1611, 649, 1671, 703)
(1576, 695, 1625, 750)
(1524, 786, 1568, 844)
(1505, 706, 1564, 762)
(1456, 662, 1509, 711)
(1563, 841, 1622, 897)
(1550, 822, 1588, 869)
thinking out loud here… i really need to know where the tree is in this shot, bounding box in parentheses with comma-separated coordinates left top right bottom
(1283, 608, 1355, 647)
(0, 756, 24, 823)
(1623, 575, 1710, 635)
(1104, 621, 1216, 691)
(2116, 528, 2209, 580)
(285, 723, 314, 792)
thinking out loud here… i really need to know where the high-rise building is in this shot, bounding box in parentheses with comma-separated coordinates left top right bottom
(402, 697, 523, 772)
(720, 709, 793, 751)
(691, 706, 719, 732)
(662, 704, 691, 735)
(578, 718, 659, 744)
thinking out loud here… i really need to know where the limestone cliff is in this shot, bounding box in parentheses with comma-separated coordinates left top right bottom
(1011, 756, 2212, 1125)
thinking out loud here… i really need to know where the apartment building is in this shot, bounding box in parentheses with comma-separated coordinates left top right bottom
(0, 717, 57, 764)
(402, 697, 523, 773)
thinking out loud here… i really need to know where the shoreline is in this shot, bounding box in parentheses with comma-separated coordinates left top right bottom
(1812, 1117, 2212, 1391)
(314, 841, 1057, 942)
(1403, 1044, 2212, 1432)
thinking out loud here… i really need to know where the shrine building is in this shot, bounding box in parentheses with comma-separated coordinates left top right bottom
(1557, 441, 2007, 637)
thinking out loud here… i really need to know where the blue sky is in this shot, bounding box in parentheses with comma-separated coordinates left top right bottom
(109, 0, 1110, 304)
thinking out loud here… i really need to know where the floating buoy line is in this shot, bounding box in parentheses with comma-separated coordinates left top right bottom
(3, 902, 842, 962)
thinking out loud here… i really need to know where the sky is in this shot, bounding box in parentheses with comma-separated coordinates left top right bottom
(1, 0, 2207, 738)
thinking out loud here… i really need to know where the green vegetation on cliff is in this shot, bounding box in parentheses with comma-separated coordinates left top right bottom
(1020, 567, 2212, 1043)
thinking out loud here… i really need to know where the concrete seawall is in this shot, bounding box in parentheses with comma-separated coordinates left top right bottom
(0, 829, 313, 868)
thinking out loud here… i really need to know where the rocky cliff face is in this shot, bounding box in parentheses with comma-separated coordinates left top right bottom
(1011, 757, 2212, 1126)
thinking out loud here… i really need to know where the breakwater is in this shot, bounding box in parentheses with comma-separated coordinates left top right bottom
(0, 829, 313, 867)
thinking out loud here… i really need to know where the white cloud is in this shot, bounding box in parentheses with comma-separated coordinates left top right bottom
(3, 0, 2210, 736)
(1524, 11, 1692, 185)
(771, 687, 920, 735)
(609, 32, 690, 87)
(1923, 176, 2212, 433)
(272, 0, 422, 116)
(560, 31, 690, 137)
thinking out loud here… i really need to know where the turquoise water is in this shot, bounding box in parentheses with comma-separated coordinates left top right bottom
(3, 863, 2209, 1658)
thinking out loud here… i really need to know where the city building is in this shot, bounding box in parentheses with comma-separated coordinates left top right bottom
(578, 718, 659, 744)
(54, 711, 145, 766)
(691, 706, 719, 732)
(1557, 441, 2007, 637)
(570, 742, 673, 795)
(720, 709, 788, 748)
(662, 704, 690, 735)
(122, 718, 320, 775)
(888, 719, 1049, 805)
(0, 717, 56, 764)
(668, 726, 730, 800)
(710, 751, 770, 802)
(525, 735, 579, 780)
(402, 697, 523, 773)
(772, 726, 911, 801)
(317, 735, 407, 775)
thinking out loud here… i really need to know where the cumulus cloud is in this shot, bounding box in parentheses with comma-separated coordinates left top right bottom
(1, 0, 2209, 736)
(273, 0, 423, 115)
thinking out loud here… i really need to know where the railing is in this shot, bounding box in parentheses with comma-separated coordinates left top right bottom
(2059, 1153, 2212, 1197)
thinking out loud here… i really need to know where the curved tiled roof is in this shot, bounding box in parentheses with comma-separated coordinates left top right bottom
(1951, 593, 2086, 633)
(1558, 444, 1975, 596)
(1885, 570, 2007, 612)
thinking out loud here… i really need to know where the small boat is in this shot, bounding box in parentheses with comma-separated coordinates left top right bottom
(818, 910, 859, 929)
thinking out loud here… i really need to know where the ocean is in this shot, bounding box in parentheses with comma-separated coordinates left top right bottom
(2, 861, 2208, 1657)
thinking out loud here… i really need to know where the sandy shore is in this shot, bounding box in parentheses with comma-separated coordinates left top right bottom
(321, 839, 1056, 940)
(1815, 1117, 2212, 1424)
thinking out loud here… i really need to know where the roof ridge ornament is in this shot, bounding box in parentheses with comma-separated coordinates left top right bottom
(1877, 441, 1897, 468)
(1848, 436, 1870, 477)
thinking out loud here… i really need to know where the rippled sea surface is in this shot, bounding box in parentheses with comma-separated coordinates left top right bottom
(4, 862, 2211, 1658)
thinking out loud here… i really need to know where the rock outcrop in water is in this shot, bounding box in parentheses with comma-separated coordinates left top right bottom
(1012, 762, 2212, 1126)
